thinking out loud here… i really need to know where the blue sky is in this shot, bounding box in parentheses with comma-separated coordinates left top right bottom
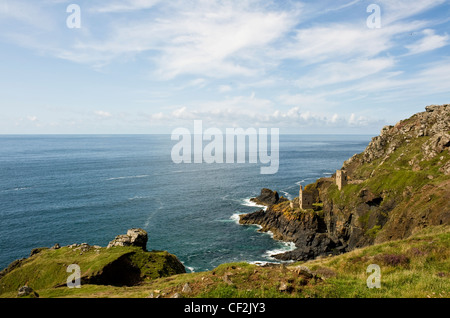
(0, 0, 449, 134)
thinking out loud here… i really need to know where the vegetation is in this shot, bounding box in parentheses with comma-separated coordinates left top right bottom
(0, 246, 184, 297)
(1, 226, 448, 298)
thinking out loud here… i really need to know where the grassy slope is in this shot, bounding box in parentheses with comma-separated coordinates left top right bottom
(325, 134, 450, 240)
(2, 225, 448, 298)
(0, 246, 183, 297)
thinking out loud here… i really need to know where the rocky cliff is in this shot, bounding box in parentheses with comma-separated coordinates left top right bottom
(240, 104, 450, 261)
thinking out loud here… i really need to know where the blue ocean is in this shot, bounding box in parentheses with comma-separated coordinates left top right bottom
(0, 135, 371, 272)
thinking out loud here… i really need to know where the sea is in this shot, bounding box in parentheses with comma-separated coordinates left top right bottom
(0, 134, 371, 272)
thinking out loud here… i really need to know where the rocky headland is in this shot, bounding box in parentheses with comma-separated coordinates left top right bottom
(0, 228, 185, 297)
(240, 104, 450, 261)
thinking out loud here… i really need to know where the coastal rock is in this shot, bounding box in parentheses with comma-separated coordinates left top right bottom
(29, 247, 48, 257)
(17, 285, 39, 298)
(182, 283, 192, 294)
(422, 132, 450, 160)
(107, 228, 148, 251)
(240, 104, 450, 263)
(343, 104, 450, 174)
(250, 188, 287, 206)
(239, 203, 339, 261)
(291, 265, 313, 278)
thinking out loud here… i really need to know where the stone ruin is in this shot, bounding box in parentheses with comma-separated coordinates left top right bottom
(299, 185, 313, 210)
(336, 170, 347, 190)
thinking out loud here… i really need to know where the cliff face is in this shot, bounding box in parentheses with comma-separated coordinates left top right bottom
(240, 104, 450, 261)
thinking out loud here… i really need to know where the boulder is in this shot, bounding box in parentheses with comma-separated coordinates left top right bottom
(250, 188, 287, 206)
(17, 285, 39, 298)
(107, 228, 148, 251)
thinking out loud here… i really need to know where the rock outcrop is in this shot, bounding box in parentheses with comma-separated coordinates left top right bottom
(107, 228, 148, 251)
(17, 285, 39, 298)
(343, 104, 450, 174)
(250, 188, 287, 207)
(240, 104, 450, 261)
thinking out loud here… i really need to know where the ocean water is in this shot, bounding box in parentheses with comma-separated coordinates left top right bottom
(0, 134, 371, 272)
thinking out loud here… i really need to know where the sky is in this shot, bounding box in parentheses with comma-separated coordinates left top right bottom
(0, 0, 449, 134)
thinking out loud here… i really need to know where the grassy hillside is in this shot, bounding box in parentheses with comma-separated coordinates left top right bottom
(0, 245, 185, 297)
(1, 225, 448, 298)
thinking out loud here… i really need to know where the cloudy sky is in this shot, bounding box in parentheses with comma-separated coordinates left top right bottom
(0, 0, 449, 134)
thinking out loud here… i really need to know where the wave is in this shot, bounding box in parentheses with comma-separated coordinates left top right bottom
(1, 186, 32, 193)
(13, 187, 31, 191)
(128, 195, 150, 201)
(264, 241, 296, 259)
(186, 266, 195, 273)
(230, 213, 244, 225)
(181, 262, 195, 273)
(241, 198, 267, 211)
(248, 260, 278, 266)
(106, 175, 150, 181)
(280, 191, 292, 200)
(230, 197, 268, 225)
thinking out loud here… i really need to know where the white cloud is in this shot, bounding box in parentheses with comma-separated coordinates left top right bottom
(376, 0, 446, 25)
(218, 85, 232, 93)
(278, 93, 334, 110)
(0, 0, 56, 30)
(296, 58, 395, 88)
(44, 0, 300, 79)
(91, 0, 161, 13)
(1, 0, 449, 134)
(144, 94, 381, 131)
(94, 110, 113, 118)
(405, 29, 449, 55)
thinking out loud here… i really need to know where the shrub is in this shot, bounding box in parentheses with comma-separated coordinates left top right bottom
(375, 253, 410, 267)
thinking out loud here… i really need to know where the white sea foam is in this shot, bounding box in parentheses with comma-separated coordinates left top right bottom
(128, 195, 150, 201)
(230, 213, 242, 224)
(241, 198, 268, 211)
(264, 241, 296, 259)
(280, 190, 292, 200)
(106, 175, 150, 181)
(295, 180, 306, 185)
(186, 266, 195, 273)
(248, 260, 278, 266)
(13, 187, 31, 191)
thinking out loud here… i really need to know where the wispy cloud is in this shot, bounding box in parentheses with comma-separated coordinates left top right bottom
(94, 110, 113, 118)
(91, 0, 161, 13)
(1, 0, 449, 134)
(296, 58, 396, 88)
(405, 29, 449, 55)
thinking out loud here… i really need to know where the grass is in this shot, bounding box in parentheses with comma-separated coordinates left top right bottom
(0, 246, 184, 297)
(2, 225, 447, 298)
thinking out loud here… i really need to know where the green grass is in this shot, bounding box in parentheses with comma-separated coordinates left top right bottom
(0, 246, 184, 297)
(3, 226, 447, 298)
(297, 225, 450, 298)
